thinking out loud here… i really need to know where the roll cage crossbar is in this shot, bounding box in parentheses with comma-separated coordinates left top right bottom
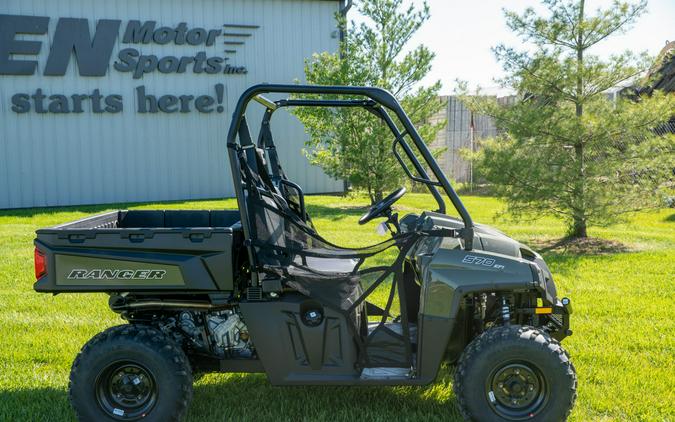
(227, 84, 475, 276)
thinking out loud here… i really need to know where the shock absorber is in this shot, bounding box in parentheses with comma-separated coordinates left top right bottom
(501, 296, 511, 325)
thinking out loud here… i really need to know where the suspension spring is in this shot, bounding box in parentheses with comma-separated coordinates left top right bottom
(501, 297, 511, 324)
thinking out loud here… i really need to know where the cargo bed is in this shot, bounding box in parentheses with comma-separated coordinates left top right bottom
(34, 210, 243, 293)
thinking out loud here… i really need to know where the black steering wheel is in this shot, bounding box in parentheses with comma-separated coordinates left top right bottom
(359, 187, 407, 225)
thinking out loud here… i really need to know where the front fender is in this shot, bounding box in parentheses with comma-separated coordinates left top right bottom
(413, 247, 538, 383)
(419, 248, 537, 319)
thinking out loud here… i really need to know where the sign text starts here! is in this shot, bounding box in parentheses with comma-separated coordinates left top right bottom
(11, 84, 226, 114)
(0, 14, 251, 114)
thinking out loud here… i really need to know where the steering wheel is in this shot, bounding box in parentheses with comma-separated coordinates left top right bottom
(359, 187, 407, 225)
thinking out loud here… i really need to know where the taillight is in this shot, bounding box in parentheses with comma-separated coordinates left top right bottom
(34, 247, 46, 279)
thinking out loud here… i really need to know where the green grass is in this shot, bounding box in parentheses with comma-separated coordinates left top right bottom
(0, 193, 673, 421)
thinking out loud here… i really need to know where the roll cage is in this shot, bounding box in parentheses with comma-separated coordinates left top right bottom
(226, 84, 475, 283)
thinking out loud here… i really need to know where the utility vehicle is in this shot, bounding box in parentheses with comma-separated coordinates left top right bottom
(33, 84, 576, 421)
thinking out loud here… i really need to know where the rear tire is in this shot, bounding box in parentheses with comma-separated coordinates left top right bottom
(69, 324, 193, 422)
(453, 325, 576, 421)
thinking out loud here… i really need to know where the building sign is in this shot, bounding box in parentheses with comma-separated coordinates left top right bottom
(0, 14, 256, 114)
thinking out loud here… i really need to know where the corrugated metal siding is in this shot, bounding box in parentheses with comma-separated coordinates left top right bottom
(430, 95, 515, 183)
(0, 0, 343, 208)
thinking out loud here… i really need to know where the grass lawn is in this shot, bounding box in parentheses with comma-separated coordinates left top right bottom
(0, 193, 673, 421)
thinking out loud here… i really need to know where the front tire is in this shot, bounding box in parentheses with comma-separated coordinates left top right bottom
(69, 324, 193, 421)
(453, 325, 576, 421)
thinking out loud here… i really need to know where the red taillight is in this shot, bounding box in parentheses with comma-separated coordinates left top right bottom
(34, 247, 46, 279)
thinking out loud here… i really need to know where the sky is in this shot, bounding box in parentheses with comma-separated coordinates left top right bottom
(350, 0, 675, 96)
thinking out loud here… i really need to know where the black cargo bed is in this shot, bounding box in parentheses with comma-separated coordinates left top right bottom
(34, 210, 242, 293)
(52, 209, 242, 230)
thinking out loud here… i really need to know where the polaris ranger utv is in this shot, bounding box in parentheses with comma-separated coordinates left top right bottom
(33, 84, 576, 421)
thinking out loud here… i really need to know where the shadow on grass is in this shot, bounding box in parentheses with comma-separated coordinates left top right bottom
(0, 198, 238, 218)
(664, 212, 675, 222)
(0, 370, 461, 422)
(0, 203, 119, 218)
(531, 236, 632, 255)
(0, 387, 73, 422)
(518, 234, 637, 278)
(188, 370, 462, 422)
(0, 198, 365, 222)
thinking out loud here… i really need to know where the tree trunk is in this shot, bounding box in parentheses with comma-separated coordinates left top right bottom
(569, 0, 588, 240)
(570, 214, 588, 238)
(372, 189, 383, 204)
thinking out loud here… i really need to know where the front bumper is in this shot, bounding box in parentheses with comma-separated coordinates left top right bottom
(550, 297, 572, 341)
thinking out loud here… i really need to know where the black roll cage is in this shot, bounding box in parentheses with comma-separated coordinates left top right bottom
(227, 84, 475, 282)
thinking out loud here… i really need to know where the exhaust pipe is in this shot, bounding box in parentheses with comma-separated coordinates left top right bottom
(109, 297, 232, 312)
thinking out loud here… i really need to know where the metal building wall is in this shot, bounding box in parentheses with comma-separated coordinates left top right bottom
(0, 0, 343, 208)
(430, 95, 515, 183)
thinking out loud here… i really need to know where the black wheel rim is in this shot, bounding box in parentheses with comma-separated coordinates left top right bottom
(486, 361, 549, 420)
(95, 360, 158, 420)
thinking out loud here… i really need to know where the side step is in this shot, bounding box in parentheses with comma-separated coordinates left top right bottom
(360, 367, 412, 380)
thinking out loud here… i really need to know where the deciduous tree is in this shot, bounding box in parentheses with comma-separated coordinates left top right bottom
(294, 0, 445, 203)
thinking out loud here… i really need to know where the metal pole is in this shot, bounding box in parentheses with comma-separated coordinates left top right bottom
(469, 111, 474, 193)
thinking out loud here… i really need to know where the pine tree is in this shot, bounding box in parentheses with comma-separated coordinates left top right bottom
(462, 0, 674, 238)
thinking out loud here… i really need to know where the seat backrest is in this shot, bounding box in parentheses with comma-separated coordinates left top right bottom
(118, 210, 164, 228)
(210, 210, 241, 227)
(240, 137, 316, 266)
(248, 190, 292, 267)
(165, 210, 210, 227)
